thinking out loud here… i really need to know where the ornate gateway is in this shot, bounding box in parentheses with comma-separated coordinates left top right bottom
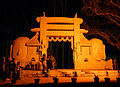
(10, 12, 113, 70)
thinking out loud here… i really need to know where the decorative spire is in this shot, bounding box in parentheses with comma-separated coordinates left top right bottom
(43, 12, 45, 17)
(75, 12, 77, 18)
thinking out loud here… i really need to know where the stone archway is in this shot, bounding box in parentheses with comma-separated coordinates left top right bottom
(11, 12, 111, 70)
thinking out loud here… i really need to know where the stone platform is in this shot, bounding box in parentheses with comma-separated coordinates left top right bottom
(19, 69, 119, 83)
(49, 69, 118, 77)
(0, 69, 119, 85)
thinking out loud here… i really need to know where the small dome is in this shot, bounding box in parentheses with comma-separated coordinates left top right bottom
(12, 37, 29, 67)
(13, 37, 29, 44)
(90, 38, 103, 44)
(90, 38, 105, 61)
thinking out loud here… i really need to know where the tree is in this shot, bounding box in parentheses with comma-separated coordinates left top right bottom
(81, 0, 120, 50)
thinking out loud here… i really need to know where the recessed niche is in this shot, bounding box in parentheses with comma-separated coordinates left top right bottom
(68, 37, 71, 40)
(84, 58, 88, 62)
(54, 37, 56, 39)
(59, 37, 61, 39)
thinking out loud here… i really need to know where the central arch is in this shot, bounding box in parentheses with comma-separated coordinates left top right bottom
(48, 41, 74, 69)
(47, 36, 74, 69)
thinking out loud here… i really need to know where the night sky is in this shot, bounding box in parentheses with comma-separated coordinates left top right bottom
(0, 0, 83, 58)
(0, 0, 120, 62)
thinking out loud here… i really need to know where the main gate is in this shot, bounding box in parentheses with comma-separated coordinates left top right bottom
(48, 41, 74, 69)
(30, 12, 88, 69)
(11, 12, 108, 70)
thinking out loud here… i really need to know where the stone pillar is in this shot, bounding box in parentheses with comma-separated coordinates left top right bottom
(40, 13, 47, 56)
(73, 17, 81, 69)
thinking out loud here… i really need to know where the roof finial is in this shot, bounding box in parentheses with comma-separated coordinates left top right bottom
(75, 12, 77, 18)
(43, 12, 45, 17)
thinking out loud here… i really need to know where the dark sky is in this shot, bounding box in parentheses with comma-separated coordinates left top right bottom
(0, 0, 83, 39)
(0, 0, 84, 57)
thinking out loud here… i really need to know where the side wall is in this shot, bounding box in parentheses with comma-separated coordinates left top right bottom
(75, 38, 112, 70)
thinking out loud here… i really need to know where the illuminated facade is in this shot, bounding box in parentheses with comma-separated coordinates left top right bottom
(10, 12, 113, 70)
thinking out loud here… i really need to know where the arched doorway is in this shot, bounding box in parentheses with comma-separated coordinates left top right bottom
(48, 41, 74, 69)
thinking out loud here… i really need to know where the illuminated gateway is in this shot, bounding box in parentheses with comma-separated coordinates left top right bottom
(10, 12, 113, 70)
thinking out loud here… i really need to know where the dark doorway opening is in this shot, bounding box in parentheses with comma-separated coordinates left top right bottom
(47, 41, 74, 69)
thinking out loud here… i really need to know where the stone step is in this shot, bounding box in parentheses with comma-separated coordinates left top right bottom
(20, 70, 43, 78)
(49, 69, 95, 77)
(49, 69, 119, 77)
(20, 69, 119, 78)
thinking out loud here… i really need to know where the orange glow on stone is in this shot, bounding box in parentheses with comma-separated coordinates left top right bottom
(10, 12, 113, 70)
